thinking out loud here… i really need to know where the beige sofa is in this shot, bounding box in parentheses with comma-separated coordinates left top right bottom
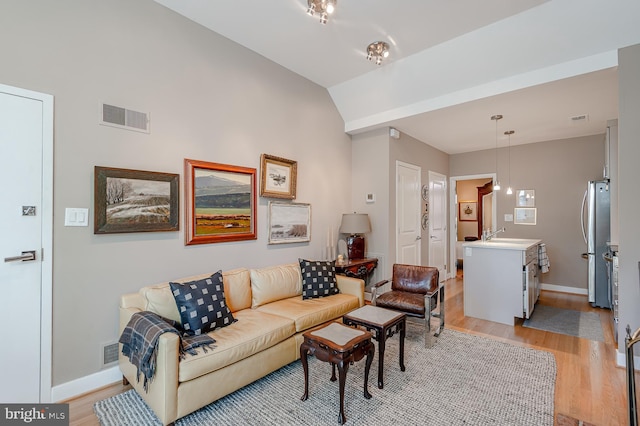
(119, 263, 364, 425)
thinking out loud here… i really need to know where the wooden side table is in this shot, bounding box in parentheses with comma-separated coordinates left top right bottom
(300, 322, 374, 424)
(335, 257, 378, 286)
(343, 305, 406, 389)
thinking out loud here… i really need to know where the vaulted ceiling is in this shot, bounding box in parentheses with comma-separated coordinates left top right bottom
(154, 0, 640, 154)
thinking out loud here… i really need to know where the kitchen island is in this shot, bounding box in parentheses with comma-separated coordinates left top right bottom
(463, 238, 541, 325)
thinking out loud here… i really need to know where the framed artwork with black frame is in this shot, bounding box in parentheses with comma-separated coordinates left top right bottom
(184, 158, 257, 245)
(260, 154, 297, 199)
(94, 166, 179, 234)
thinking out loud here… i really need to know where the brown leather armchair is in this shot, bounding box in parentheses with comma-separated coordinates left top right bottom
(371, 264, 444, 347)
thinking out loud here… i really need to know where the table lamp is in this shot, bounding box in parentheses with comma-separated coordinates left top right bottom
(339, 213, 371, 260)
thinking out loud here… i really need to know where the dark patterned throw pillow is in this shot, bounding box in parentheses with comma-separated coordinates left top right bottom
(169, 271, 236, 336)
(299, 259, 339, 300)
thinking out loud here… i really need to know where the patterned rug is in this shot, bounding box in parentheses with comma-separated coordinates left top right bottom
(95, 326, 556, 425)
(523, 305, 604, 342)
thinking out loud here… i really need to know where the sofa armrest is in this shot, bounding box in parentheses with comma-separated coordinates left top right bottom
(336, 275, 365, 307)
(119, 305, 180, 425)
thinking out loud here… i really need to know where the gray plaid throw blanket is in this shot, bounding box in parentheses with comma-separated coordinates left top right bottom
(119, 311, 216, 391)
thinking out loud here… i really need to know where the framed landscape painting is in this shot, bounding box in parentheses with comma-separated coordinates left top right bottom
(184, 159, 257, 245)
(268, 201, 311, 244)
(260, 154, 297, 199)
(94, 166, 179, 234)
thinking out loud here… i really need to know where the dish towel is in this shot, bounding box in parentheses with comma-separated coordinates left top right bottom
(538, 243, 550, 273)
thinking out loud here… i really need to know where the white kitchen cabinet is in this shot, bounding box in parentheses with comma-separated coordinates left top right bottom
(463, 238, 541, 325)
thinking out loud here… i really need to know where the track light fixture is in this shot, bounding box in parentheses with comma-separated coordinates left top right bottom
(306, 0, 336, 25)
(366, 41, 390, 65)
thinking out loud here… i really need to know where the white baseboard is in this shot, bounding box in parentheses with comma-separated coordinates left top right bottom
(51, 365, 121, 402)
(617, 350, 640, 370)
(539, 283, 588, 295)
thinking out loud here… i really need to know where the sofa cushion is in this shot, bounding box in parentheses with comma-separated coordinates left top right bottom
(178, 309, 296, 382)
(255, 293, 360, 332)
(299, 259, 339, 299)
(222, 268, 251, 312)
(250, 263, 302, 308)
(170, 272, 236, 336)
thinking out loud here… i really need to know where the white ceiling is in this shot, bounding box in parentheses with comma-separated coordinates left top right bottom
(153, 0, 637, 154)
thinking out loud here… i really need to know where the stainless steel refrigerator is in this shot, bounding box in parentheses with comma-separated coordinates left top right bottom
(581, 180, 611, 308)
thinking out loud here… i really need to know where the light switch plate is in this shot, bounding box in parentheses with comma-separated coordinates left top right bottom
(65, 208, 89, 227)
(504, 214, 514, 222)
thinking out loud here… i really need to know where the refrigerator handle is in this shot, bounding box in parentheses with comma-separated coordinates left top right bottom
(580, 189, 588, 245)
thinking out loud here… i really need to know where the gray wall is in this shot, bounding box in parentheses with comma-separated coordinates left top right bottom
(617, 44, 640, 355)
(0, 0, 352, 386)
(351, 129, 449, 283)
(451, 134, 605, 290)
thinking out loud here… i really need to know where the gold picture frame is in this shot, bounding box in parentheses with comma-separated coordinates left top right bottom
(260, 154, 297, 199)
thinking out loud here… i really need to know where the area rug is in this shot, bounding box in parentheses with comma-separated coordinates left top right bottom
(523, 305, 604, 342)
(94, 326, 556, 425)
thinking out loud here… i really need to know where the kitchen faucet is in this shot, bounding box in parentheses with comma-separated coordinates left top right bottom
(482, 227, 506, 241)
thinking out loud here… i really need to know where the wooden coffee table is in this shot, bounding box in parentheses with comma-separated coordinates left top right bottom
(343, 305, 406, 389)
(300, 322, 374, 424)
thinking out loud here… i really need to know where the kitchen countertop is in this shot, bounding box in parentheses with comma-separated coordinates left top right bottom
(462, 238, 541, 250)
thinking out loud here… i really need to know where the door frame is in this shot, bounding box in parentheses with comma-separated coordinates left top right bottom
(449, 173, 496, 279)
(395, 160, 421, 264)
(1, 83, 54, 402)
(428, 170, 447, 279)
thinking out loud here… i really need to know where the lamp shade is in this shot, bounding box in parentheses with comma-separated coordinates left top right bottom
(339, 213, 371, 235)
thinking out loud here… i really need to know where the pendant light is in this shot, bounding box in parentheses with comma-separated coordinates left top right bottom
(491, 115, 502, 190)
(505, 130, 514, 195)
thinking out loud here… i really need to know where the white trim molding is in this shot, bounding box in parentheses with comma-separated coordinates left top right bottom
(52, 366, 121, 402)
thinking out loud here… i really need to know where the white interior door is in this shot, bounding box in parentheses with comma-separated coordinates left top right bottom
(0, 85, 53, 402)
(396, 161, 421, 265)
(428, 171, 447, 280)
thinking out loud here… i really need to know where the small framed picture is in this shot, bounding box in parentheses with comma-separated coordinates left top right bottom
(260, 154, 297, 199)
(268, 201, 311, 244)
(459, 201, 477, 221)
(517, 189, 535, 207)
(184, 159, 257, 245)
(514, 207, 537, 225)
(94, 166, 179, 234)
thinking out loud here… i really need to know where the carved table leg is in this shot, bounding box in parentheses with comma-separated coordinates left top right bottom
(377, 328, 386, 389)
(300, 342, 310, 402)
(337, 359, 349, 425)
(363, 341, 373, 399)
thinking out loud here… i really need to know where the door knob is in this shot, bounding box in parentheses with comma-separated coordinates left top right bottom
(415, 236, 422, 241)
(4, 250, 36, 263)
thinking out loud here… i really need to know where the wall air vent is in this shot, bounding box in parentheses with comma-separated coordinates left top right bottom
(100, 103, 150, 133)
(570, 114, 589, 122)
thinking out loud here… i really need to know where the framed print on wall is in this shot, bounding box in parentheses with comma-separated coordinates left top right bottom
(260, 154, 297, 199)
(459, 201, 477, 221)
(514, 207, 537, 225)
(184, 159, 257, 245)
(94, 166, 179, 234)
(268, 201, 311, 244)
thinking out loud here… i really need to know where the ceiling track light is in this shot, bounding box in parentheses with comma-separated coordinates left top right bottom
(306, 0, 336, 24)
(505, 130, 514, 195)
(491, 114, 503, 191)
(366, 41, 389, 65)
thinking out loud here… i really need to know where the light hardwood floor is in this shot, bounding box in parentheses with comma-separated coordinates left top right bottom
(65, 274, 638, 425)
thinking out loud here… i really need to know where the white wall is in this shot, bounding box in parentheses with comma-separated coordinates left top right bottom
(0, 0, 352, 388)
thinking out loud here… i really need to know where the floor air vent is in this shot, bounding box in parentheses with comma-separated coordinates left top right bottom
(100, 103, 150, 133)
(102, 342, 119, 367)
